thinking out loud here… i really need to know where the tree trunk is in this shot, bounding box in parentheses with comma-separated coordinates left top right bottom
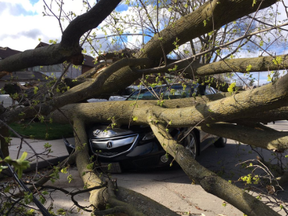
(149, 120, 280, 216)
(72, 117, 180, 215)
(0, 126, 9, 158)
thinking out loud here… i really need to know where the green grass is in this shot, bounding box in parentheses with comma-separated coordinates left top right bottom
(9, 121, 74, 140)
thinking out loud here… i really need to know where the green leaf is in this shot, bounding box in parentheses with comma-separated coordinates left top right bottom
(57, 208, 67, 215)
(33, 86, 38, 94)
(246, 64, 252, 72)
(259, 40, 264, 47)
(44, 143, 52, 149)
(203, 20, 207, 27)
(19, 151, 27, 161)
(267, 74, 272, 82)
(67, 174, 73, 183)
(86, 162, 94, 170)
(0, 165, 8, 173)
(227, 82, 236, 93)
(272, 56, 283, 65)
(4, 152, 30, 178)
(39, 196, 46, 205)
(4, 185, 10, 192)
(61, 167, 68, 174)
(108, 163, 112, 171)
(24, 192, 33, 204)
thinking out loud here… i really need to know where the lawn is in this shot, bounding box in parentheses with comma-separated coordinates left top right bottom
(9, 121, 74, 140)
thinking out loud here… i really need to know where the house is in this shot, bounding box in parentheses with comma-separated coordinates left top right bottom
(0, 47, 21, 60)
(0, 42, 95, 89)
(33, 42, 95, 78)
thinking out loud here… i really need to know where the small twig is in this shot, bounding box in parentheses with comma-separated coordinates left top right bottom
(35, 184, 107, 211)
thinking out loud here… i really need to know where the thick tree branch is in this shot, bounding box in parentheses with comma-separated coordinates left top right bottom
(81, 0, 279, 97)
(61, 0, 122, 48)
(135, 54, 288, 78)
(0, 0, 121, 73)
(0, 44, 82, 73)
(0, 58, 152, 125)
(46, 74, 288, 153)
(200, 123, 288, 151)
(136, 0, 277, 59)
(148, 118, 280, 216)
(71, 116, 181, 215)
(191, 54, 288, 76)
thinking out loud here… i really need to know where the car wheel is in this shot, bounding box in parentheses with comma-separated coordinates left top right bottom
(214, 137, 227, 148)
(182, 130, 199, 159)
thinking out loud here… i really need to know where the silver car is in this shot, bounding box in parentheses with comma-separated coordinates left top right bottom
(80, 84, 226, 171)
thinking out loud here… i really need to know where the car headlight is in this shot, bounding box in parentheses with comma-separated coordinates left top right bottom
(142, 132, 155, 141)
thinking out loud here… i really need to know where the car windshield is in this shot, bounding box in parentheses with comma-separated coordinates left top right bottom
(127, 84, 200, 101)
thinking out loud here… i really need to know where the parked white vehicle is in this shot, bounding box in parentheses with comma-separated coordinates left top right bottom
(0, 94, 17, 107)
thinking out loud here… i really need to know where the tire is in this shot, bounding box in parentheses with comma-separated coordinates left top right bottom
(214, 137, 227, 148)
(182, 130, 200, 159)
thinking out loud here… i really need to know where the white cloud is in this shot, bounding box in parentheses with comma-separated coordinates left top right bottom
(0, 0, 61, 51)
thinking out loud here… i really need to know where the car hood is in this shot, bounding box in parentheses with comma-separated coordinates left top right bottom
(90, 126, 134, 139)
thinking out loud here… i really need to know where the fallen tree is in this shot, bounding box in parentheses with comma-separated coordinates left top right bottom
(1, 0, 288, 215)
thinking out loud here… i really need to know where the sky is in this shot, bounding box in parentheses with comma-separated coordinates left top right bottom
(0, 0, 60, 51)
(0, 0, 110, 51)
(0, 0, 287, 85)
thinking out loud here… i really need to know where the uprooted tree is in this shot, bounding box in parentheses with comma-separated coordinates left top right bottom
(1, 0, 288, 215)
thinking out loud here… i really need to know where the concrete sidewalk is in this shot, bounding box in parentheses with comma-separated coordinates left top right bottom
(9, 137, 73, 170)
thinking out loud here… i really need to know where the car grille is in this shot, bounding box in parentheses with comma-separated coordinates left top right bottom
(89, 134, 139, 158)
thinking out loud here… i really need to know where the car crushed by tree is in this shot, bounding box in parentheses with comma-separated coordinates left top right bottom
(64, 83, 226, 172)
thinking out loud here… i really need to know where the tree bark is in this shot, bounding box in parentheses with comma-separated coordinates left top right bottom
(0, 126, 9, 158)
(148, 120, 280, 216)
(72, 117, 181, 216)
(47, 74, 288, 152)
(200, 123, 288, 151)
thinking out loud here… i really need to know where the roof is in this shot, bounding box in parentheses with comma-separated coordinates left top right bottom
(0, 47, 21, 59)
(35, 41, 50, 48)
(0, 71, 49, 82)
(83, 55, 95, 67)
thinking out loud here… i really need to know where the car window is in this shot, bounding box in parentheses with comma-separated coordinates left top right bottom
(127, 84, 198, 101)
(205, 86, 217, 95)
(127, 88, 160, 100)
(163, 85, 192, 99)
(205, 87, 213, 95)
